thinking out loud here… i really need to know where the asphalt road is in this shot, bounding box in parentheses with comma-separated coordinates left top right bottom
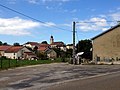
(45, 71, 120, 90)
(0, 63, 120, 90)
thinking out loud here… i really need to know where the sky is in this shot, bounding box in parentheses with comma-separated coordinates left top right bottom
(0, 0, 120, 45)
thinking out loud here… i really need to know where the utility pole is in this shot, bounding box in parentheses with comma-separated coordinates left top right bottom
(72, 22, 76, 64)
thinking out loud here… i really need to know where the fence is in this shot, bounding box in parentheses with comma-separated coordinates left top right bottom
(0, 58, 25, 69)
(0, 57, 69, 70)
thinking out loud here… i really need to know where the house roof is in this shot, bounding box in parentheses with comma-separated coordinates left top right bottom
(91, 24, 120, 40)
(38, 47, 47, 51)
(39, 44, 50, 47)
(5, 46, 23, 53)
(46, 49, 56, 54)
(0, 45, 11, 51)
(38, 44, 50, 51)
(51, 42, 65, 47)
(25, 42, 40, 46)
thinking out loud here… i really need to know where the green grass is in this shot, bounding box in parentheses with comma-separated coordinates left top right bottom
(0, 58, 65, 70)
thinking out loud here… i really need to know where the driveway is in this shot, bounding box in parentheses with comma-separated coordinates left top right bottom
(0, 63, 120, 90)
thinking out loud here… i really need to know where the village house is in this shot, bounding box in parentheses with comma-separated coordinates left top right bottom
(23, 42, 40, 50)
(23, 42, 57, 59)
(66, 44, 73, 49)
(92, 24, 120, 63)
(0, 45, 11, 57)
(4, 46, 37, 60)
(38, 44, 50, 52)
(46, 49, 57, 59)
(38, 44, 57, 59)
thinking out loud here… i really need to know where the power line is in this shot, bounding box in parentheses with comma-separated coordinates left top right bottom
(76, 20, 118, 23)
(0, 4, 72, 32)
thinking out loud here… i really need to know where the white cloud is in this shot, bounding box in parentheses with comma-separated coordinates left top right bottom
(46, 6, 54, 10)
(117, 7, 120, 10)
(109, 12, 120, 21)
(42, 0, 69, 2)
(27, 0, 39, 4)
(91, 9, 96, 12)
(27, 0, 69, 4)
(0, 17, 40, 36)
(77, 17, 108, 32)
(61, 23, 71, 27)
(42, 22, 56, 27)
(0, 17, 57, 36)
(7, 0, 17, 4)
(99, 15, 107, 18)
(71, 9, 77, 13)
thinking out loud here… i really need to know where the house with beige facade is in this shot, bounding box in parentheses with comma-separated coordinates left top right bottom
(0, 45, 11, 57)
(23, 42, 40, 50)
(46, 49, 57, 59)
(4, 46, 37, 60)
(92, 24, 120, 64)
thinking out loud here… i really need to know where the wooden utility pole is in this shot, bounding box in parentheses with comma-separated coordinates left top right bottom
(72, 22, 76, 64)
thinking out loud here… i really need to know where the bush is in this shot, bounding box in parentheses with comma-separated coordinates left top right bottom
(0, 56, 7, 59)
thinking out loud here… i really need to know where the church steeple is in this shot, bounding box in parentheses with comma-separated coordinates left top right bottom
(50, 35, 54, 44)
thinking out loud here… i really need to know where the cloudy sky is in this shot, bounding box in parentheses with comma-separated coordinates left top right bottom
(0, 0, 120, 45)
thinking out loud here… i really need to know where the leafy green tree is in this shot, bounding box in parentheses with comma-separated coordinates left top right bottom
(0, 41, 2, 45)
(76, 39, 92, 60)
(36, 51, 47, 60)
(52, 48, 61, 58)
(3, 42, 8, 45)
(41, 41, 48, 44)
(66, 49, 73, 58)
(13, 43, 20, 46)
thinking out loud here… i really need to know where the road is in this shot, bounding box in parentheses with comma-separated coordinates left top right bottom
(45, 71, 120, 90)
(0, 63, 120, 90)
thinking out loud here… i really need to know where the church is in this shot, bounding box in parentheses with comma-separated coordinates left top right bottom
(50, 35, 66, 51)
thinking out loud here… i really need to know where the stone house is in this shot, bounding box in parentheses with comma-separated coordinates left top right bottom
(38, 44, 57, 59)
(4, 46, 37, 59)
(0, 45, 11, 57)
(23, 42, 40, 50)
(46, 49, 57, 59)
(66, 44, 73, 49)
(92, 24, 120, 63)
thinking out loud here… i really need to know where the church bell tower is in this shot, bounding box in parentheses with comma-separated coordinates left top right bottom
(50, 35, 54, 44)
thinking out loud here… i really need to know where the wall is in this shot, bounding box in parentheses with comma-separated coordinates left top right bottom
(93, 26, 120, 62)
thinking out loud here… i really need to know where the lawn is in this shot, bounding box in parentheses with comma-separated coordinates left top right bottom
(0, 58, 65, 70)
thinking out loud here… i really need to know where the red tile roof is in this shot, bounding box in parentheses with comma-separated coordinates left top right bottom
(39, 44, 50, 47)
(51, 42, 65, 46)
(38, 47, 47, 51)
(0, 45, 11, 51)
(5, 46, 23, 53)
(25, 42, 40, 46)
(38, 44, 50, 51)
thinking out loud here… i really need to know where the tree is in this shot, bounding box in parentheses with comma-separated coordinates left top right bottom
(0, 41, 2, 45)
(66, 49, 73, 58)
(3, 42, 8, 45)
(76, 39, 92, 60)
(41, 41, 48, 44)
(36, 51, 47, 60)
(52, 48, 61, 58)
(13, 43, 20, 46)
